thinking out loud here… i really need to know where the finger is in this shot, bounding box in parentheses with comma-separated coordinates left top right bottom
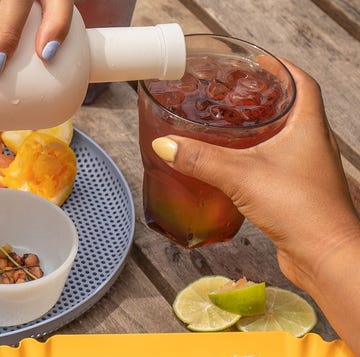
(36, 0, 73, 61)
(0, 0, 34, 71)
(152, 136, 249, 198)
(282, 59, 341, 150)
(281, 59, 326, 122)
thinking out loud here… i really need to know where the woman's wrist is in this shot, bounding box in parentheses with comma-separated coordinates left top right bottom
(301, 220, 360, 353)
(308, 219, 360, 291)
(276, 211, 360, 292)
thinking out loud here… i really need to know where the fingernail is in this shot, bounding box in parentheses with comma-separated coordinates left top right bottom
(0, 52, 7, 73)
(42, 40, 60, 61)
(152, 137, 177, 162)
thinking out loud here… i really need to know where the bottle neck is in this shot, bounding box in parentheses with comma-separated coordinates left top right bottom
(87, 24, 186, 83)
(0, 2, 186, 130)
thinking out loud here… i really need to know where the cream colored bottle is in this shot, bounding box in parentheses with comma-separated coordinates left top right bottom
(0, 3, 186, 130)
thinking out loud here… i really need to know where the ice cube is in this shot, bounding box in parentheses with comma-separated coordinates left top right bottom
(261, 84, 282, 105)
(250, 105, 276, 121)
(225, 69, 248, 87)
(237, 75, 267, 92)
(195, 99, 214, 111)
(188, 58, 219, 80)
(238, 108, 256, 122)
(153, 91, 185, 107)
(210, 105, 242, 125)
(148, 80, 168, 93)
(207, 80, 230, 100)
(227, 90, 261, 107)
(172, 73, 198, 92)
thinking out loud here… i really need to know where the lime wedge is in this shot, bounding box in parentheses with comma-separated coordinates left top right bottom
(236, 287, 317, 337)
(209, 279, 266, 315)
(173, 276, 241, 331)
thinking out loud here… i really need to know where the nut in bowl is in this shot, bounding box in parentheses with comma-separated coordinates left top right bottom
(0, 188, 78, 326)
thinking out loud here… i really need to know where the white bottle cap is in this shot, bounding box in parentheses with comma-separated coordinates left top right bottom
(155, 23, 187, 80)
(88, 23, 186, 83)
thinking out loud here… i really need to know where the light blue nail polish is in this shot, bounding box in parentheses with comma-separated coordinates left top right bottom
(42, 40, 60, 61)
(0, 52, 7, 73)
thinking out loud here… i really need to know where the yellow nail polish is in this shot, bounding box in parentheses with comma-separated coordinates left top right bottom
(152, 137, 177, 162)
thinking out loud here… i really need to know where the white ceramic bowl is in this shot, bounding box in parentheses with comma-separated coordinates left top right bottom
(0, 189, 78, 326)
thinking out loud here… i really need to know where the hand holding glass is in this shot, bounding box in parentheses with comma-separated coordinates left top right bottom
(138, 35, 296, 248)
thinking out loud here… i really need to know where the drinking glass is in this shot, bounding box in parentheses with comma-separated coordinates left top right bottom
(138, 34, 296, 248)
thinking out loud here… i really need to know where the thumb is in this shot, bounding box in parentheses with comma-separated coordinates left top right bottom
(152, 135, 251, 198)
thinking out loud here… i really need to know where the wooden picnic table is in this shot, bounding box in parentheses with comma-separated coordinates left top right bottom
(56, 0, 360, 343)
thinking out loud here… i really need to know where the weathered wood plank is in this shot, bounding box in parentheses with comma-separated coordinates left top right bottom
(176, 0, 360, 175)
(131, 0, 210, 32)
(311, 0, 360, 41)
(56, 258, 186, 334)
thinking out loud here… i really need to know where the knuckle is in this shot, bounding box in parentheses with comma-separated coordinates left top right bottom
(304, 72, 322, 94)
(311, 77, 322, 93)
(179, 143, 213, 180)
(0, 29, 21, 52)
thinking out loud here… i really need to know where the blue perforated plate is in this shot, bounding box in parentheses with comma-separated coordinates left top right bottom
(0, 128, 135, 345)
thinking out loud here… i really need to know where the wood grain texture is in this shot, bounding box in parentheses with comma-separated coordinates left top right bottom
(311, 0, 360, 41)
(131, 0, 210, 32)
(56, 258, 186, 335)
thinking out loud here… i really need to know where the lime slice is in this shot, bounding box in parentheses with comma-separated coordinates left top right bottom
(236, 287, 317, 337)
(209, 279, 266, 315)
(173, 276, 241, 332)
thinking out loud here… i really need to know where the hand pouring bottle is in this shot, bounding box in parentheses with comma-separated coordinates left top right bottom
(0, 3, 186, 130)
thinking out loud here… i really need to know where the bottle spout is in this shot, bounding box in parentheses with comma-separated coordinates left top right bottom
(0, 1, 186, 131)
(87, 23, 186, 83)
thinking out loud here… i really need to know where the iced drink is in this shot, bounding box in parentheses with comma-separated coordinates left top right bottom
(138, 35, 296, 248)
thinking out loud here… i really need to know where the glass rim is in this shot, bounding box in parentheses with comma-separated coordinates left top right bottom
(139, 33, 297, 130)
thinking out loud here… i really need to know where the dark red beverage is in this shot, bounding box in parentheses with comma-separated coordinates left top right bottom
(138, 35, 296, 248)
